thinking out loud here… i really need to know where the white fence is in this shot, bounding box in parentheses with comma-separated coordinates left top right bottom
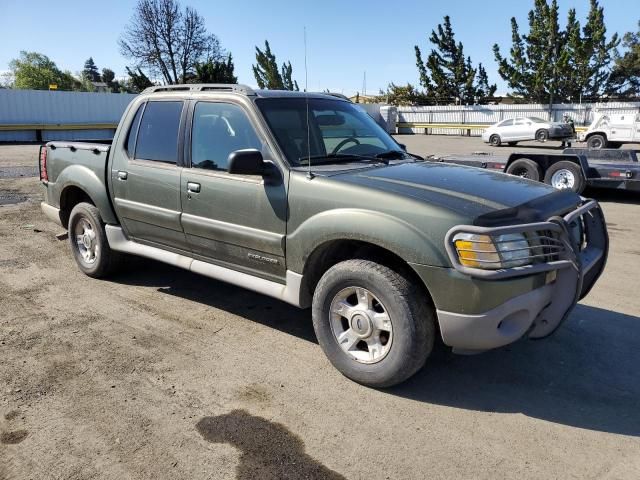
(393, 102, 640, 135)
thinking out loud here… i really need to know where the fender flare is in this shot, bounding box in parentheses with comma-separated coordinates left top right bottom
(54, 164, 118, 224)
(286, 208, 449, 274)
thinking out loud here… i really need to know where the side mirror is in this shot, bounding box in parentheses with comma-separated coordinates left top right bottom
(227, 149, 265, 175)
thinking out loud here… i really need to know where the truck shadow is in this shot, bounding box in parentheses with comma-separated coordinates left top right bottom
(113, 262, 639, 437)
(390, 303, 640, 437)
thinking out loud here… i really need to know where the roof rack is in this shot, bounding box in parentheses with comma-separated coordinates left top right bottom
(142, 84, 256, 96)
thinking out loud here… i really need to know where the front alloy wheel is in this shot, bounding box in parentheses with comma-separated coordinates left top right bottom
(330, 286, 393, 364)
(312, 259, 435, 388)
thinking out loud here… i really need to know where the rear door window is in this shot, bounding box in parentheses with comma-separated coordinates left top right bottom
(125, 103, 145, 157)
(135, 101, 184, 164)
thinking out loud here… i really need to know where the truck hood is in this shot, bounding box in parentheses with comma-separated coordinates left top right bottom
(331, 161, 581, 225)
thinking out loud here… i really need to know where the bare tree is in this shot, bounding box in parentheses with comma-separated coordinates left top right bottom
(119, 0, 224, 84)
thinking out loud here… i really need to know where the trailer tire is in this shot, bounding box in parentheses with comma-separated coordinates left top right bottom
(544, 161, 586, 194)
(587, 134, 607, 149)
(506, 159, 542, 181)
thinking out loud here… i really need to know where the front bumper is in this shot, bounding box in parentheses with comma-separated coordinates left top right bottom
(437, 199, 608, 353)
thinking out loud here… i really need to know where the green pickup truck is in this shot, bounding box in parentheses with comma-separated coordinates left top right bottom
(39, 84, 608, 387)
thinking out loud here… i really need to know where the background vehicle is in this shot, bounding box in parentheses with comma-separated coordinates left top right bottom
(482, 116, 574, 147)
(580, 109, 640, 149)
(427, 148, 640, 194)
(38, 84, 607, 387)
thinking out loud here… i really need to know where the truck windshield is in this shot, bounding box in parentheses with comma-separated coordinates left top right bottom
(256, 97, 406, 166)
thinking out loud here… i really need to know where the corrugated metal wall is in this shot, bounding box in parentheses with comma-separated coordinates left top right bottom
(395, 102, 640, 135)
(0, 89, 137, 141)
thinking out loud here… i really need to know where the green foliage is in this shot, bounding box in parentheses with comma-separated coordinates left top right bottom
(124, 66, 154, 92)
(82, 57, 101, 82)
(377, 83, 431, 106)
(494, 0, 619, 102)
(101, 68, 123, 92)
(607, 21, 640, 97)
(193, 54, 238, 84)
(252, 41, 299, 91)
(9, 51, 78, 90)
(415, 16, 496, 104)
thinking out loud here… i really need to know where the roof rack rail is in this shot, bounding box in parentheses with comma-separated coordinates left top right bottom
(142, 84, 256, 95)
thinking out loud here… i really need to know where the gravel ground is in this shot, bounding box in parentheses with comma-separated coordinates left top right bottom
(1, 140, 639, 480)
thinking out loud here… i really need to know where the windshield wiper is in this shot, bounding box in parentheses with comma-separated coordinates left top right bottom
(298, 153, 386, 165)
(375, 149, 408, 160)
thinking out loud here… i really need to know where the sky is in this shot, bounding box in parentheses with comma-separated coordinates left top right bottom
(0, 0, 638, 96)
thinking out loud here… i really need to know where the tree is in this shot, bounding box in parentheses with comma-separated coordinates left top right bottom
(415, 16, 496, 103)
(124, 66, 154, 92)
(82, 57, 101, 82)
(377, 83, 430, 106)
(607, 21, 640, 97)
(494, 0, 619, 102)
(252, 41, 299, 90)
(192, 54, 237, 83)
(119, 0, 224, 84)
(8, 51, 78, 90)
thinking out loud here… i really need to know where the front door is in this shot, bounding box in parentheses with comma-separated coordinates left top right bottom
(180, 100, 288, 282)
(111, 100, 189, 251)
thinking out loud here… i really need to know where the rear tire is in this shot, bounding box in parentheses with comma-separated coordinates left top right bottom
(489, 135, 502, 147)
(587, 134, 607, 149)
(506, 159, 542, 182)
(544, 161, 586, 194)
(535, 129, 549, 142)
(312, 259, 435, 388)
(68, 202, 121, 278)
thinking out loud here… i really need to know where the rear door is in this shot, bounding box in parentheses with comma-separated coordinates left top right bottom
(513, 118, 533, 140)
(497, 119, 516, 140)
(180, 99, 288, 282)
(110, 99, 189, 251)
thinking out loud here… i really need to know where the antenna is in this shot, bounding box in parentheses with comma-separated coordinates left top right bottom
(304, 26, 313, 180)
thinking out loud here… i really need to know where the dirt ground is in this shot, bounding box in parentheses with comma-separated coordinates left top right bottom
(1, 139, 639, 480)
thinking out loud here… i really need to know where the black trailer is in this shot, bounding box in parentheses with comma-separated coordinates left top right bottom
(426, 148, 640, 194)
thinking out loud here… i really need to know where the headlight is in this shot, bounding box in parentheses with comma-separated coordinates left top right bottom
(453, 232, 531, 269)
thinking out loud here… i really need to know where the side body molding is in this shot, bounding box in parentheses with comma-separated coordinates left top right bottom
(105, 226, 310, 308)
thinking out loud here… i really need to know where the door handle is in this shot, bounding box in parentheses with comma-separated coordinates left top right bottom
(117, 170, 128, 181)
(187, 182, 201, 193)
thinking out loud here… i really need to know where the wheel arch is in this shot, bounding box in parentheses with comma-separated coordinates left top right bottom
(54, 165, 118, 226)
(300, 239, 436, 309)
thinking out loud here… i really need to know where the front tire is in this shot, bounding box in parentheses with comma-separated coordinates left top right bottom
(312, 260, 435, 388)
(535, 129, 549, 142)
(68, 202, 121, 278)
(489, 135, 502, 147)
(544, 161, 586, 194)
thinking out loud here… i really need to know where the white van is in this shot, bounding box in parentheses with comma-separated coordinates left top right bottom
(580, 109, 640, 149)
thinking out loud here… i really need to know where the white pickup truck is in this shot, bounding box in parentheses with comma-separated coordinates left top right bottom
(580, 109, 640, 149)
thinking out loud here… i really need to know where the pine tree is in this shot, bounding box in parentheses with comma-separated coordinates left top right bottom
(252, 41, 299, 91)
(494, 0, 619, 102)
(82, 57, 101, 82)
(607, 21, 640, 97)
(415, 16, 496, 103)
(193, 54, 238, 84)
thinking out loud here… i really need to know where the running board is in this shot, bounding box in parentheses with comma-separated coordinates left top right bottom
(105, 225, 309, 308)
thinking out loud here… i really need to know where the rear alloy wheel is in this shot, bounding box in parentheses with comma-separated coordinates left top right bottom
(535, 129, 549, 142)
(506, 159, 542, 182)
(68, 202, 121, 278)
(312, 259, 435, 388)
(489, 135, 502, 147)
(587, 134, 607, 149)
(544, 161, 586, 194)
